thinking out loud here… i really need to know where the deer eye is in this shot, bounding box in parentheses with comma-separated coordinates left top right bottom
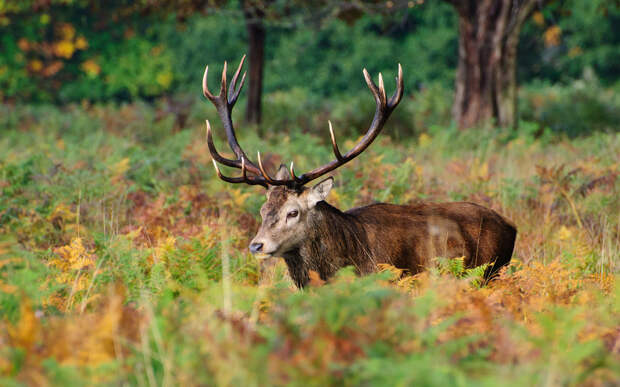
(287, 210, 299, 219)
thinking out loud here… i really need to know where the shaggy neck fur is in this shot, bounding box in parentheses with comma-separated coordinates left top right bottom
(282, 201, 371, 288)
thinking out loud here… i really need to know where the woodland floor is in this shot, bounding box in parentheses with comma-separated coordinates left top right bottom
(1, 102, 619, 386)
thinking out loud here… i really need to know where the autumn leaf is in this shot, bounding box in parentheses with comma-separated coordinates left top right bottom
(418, 132, 432, 148)
(81, 59, 100, 77)
(28, 59, 43, 72)
(308, 270, 325, 286)
(156, 71, 173, 88)
(75, 36, 88, 50)
(568, 46, 582, 58)
(54, 40, 76, 59)
(51, 238, 95, 272)
(109, 157, 130, 183)
(59, 23, 76, 40)
(42, 60, 64, 77)
(532, 11, 545, 26)
(8, 299, 40, 350)
(544, 25, 562, 47)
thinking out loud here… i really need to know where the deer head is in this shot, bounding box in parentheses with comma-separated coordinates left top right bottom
(250, 168, 334, 256)
(202, 55, 403, 257)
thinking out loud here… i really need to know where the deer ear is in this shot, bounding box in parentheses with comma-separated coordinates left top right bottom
(307, 177, 334, 208)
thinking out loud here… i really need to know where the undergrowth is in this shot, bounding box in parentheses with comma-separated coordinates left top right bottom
(0, 100, 619, 385)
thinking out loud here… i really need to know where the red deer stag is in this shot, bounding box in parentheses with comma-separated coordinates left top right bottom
(202, 56, 517, 288)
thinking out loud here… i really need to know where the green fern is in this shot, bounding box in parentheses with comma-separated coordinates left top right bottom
(435, 256, 491, 288)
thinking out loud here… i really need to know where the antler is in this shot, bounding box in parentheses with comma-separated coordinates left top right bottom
(203, 55, 295, 188)
(294, 65, 404, 185)
(204, 56, 404, 189)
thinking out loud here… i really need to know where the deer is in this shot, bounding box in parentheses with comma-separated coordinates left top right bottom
(201, 56, 517, 288)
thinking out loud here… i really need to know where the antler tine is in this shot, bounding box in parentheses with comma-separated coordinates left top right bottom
(256, 151, 277, 184)
(202, 65, 216, 101)
(240, 156, 267, 186)
(378, 73, 387, 104)
(205, 120, 239, 168)
(328, 120, 343, 161)
(228, 55, 246, 105)
(362, 68, 380, 103)
(388, 63, 404, 107)
(219, 61, 227, 98)
(210, 158, 268, 187)
(241, 156, 248, 180)
(253, 151, 294, 186)
(211, 159, 241, 184)
(232, 71, 247, 104)
(290, 161, 299, 182)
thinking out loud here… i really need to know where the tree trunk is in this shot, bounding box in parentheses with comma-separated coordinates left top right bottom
(448, 0, 539, 129)
(243, 5, 266, 125)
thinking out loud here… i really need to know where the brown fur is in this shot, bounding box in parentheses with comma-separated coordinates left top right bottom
(254, 183, 517, 288)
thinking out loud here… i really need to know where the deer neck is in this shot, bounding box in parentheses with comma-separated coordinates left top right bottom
(282, 201, 368, 288)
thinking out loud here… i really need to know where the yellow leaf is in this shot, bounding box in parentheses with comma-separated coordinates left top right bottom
(109, 158, 130, 181)
(75, 36, 88, 50)
(568, 46, 582, 58)
(544, 25, 562, 47)
(8, 299, 40, 349)
(0, 239, 15, 256)
(418, 133, 432, 148)
(81, 59, 100, 77)
(0, 281, 18, 293)
(59, 23, 76, 40)
(415, 165, 424, 178)
(372, 154, 385, 164)
(230, 188, 251, 207)
(470, 160, 489, 181)
(478, 162, 489, 179)
(156, 71, 173, 89)
(28, 59, 43, 72)
(51, 238, 96, 273)
(532, 11, 544, 26)
(153, 236, 176, 263)
(47, 202, 76, 225)
(124, 226, 143, 242)
(0, 257, 22, 269)
(556, 226, 572, 241)
(54, 40, 76, 59)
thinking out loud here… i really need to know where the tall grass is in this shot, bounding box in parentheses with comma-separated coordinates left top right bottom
(0, 96, 618, 385)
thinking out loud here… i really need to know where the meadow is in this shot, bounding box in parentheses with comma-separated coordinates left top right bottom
(1, 85, 619, 385)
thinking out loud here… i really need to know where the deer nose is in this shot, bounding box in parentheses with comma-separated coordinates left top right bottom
(249, 242, 263, 254)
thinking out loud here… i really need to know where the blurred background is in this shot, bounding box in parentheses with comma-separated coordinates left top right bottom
(1, 0, 618, 137)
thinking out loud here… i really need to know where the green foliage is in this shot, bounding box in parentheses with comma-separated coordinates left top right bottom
(519, 0, 620, 84)
(2, 0, 618, 104)
(435, 256, 490, 288)
(520, 77, 620, 137)
(0, 90, 619, 384)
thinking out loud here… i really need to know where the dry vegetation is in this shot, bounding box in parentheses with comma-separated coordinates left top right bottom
(0, 101, 619, 385)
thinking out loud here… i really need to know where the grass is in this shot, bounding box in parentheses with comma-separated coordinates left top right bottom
(0, 98, 619, 386)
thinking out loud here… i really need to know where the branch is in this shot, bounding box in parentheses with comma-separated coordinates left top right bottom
(505, 0, 548, 37)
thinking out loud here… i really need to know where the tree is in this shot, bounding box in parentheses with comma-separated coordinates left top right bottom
(242, 1, 267, 124)
(443, 0, 549, 129)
